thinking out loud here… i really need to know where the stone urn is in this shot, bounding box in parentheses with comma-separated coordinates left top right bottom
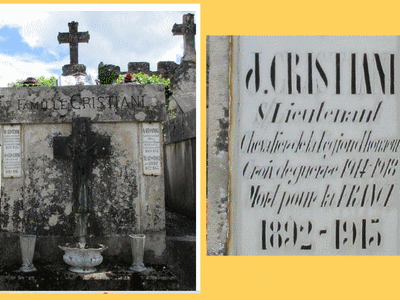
(59, 243, 108, 273)
(129, 234, 146, 272)
(19, 234, 37, 272)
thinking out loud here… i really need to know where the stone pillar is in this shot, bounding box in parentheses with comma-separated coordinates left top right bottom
(206, 36, 231, 255)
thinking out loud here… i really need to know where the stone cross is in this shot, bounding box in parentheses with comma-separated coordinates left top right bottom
(58, 21, 90, 66)
(53, 117, 110, 214)
(172, 13, 196, 62)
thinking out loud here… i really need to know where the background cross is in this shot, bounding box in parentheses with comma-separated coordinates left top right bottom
(58, 21, 90, 66)
(172, 14, 196, 62)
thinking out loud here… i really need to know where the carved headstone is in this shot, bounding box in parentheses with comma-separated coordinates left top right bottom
(58, 21, 90, 76)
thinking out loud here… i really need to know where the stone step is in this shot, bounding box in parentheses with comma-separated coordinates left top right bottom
(0, 264, 179, 291)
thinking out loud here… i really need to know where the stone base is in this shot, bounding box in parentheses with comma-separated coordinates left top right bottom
(69, 266, 96, 273)
(0, 232, 167, 267)
(19, 266, 37, 273)
(62, 64, 87, 76)
(129, 263, 147, 273)
(0, 264, 179, 291)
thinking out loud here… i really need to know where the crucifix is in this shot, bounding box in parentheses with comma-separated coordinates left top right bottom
(172, 13, 196, 62)
(53, 118, 110, 242)
(58, 21, 90, 66)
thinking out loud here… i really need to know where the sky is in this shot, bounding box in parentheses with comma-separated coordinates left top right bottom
(0, 4, 199, 87)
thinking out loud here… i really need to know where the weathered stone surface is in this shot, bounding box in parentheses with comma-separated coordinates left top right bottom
(169, 14, 196, 115)
(23, 124, 73, 236)
(0, 84, 166, 265)
(126, 61, 178, 79)
(157, 61, 179, 79)
(1, 178, 24, 232)
(0, 263, 179, 291)
(166, 237, 195, 290)
(163, 109, 196, 219)
(139, 168, 166, 232)
(163, 109, 196, 144)
(0, 121, 166, 263)
(58, 21, 90, 76)
(128, 62, 150, 75)
(172, 14, 196, 62)
(165, 208, 196, 290)
(90, 123, 140, 235)
(206, 36, 230, 255)
(61, 64, 87, 76)
(164, 139, 196, 219)
(169, 61, 196, 114)
(3, 122, 164, 236)
(0, 84, 166, 124)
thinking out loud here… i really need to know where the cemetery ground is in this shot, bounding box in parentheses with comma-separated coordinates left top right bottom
(0, 207, 196, 291)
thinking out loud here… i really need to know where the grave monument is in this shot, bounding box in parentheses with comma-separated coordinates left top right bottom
(0, 83, 167, 266)
(0, 22, 167, 272)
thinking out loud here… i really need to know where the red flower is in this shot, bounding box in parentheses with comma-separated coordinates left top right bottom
(124, 73, 133, 82)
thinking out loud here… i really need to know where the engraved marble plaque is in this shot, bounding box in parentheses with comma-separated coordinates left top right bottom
(142, 122, 161, 175)
(229, 36, 400, 255)
(3, 125, 21, 178)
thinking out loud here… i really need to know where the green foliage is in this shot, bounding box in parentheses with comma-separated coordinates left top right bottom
(36, 76, 57, 86)
(8, 76, 57, 87)
(7, 80, 23, 88)
(115, 73, 172, 104)
(115, 74, 124, 85)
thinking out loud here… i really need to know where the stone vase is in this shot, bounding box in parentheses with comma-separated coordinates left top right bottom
(59, 243, 108, 273)
(19, 234, 37, 272)
(129, 234, 146, 272)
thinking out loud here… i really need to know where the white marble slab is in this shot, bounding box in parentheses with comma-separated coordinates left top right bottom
(142, 122, 161, 175)
(3, 125, 21, 178)
(229, 36, 400, 255)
